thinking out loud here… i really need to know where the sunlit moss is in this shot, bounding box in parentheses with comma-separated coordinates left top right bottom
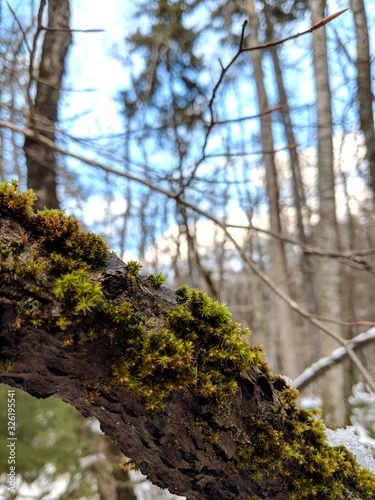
(0, 179, 36, 220)
(148, 272, 166, 287)
(54, 269, 103, 315)
(126, 260, 142, 277)
(111, 285, 268, 408)
(0, 180, 109, 271)
(30, 209, 109, 268)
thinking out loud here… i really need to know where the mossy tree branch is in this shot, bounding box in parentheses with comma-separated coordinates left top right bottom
(0, 181, 374, 499)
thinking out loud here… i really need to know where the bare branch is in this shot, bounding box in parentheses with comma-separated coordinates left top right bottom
(294, 328, 375, 390)
(6, 2, 32, 52)
(27, 0, 47, 126)
(207, 9, 348, 129)
(308, 317, 375, 328)
(181, 9, 348, 195)
(241, 9, 349, 53)
(205, 144, 297, 158)
(41, 26, 104, 33)
(207, 104, 285, 126)
(227, 222, 375, 271)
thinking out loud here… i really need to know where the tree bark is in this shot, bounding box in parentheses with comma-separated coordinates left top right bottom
(244, 0, 300, 379)
(350, 0, 375, 200)
(24, 0, 72, 210)
(0, 183, 374, 499)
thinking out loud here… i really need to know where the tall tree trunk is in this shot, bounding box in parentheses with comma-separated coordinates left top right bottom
(244, 0, 299, 379)
(309, 0, 349, 428)
(24, 0, 72, 210)
(264, 4, 321, 362)
(350, 0, 375, 200)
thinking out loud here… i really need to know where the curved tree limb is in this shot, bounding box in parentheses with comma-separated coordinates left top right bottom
(0, 182, 374, 499)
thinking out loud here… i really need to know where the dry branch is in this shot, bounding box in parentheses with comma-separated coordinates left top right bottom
(294, 329, 375, 390)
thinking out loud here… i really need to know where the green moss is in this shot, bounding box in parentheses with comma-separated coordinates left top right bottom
(54, 269, 103, 315)
(101, 301, 132, 323)
(0, 181, 109, 270)
(148, 272, 166, 287)
(126, 260, 142, 278)
(30, 209, 109, 268)
(0, 179, 36, 220)
(0, 360, 15, 372)
(112, 285, 267, 408)
(231, 394, 375, 498)
(22, 297, 45, 328)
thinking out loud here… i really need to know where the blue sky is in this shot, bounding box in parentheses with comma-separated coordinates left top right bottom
(64, 0, 131, 138)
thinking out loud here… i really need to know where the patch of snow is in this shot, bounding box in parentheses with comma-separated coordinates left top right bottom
(326, 426, 375, 474)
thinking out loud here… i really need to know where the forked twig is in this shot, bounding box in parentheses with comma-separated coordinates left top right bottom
(181, 9, 348, 194)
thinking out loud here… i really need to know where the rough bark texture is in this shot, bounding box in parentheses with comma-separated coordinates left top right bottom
(0, 183, 374, 499)
(24, 0, 72, 210)
(309, 0, 349, 428)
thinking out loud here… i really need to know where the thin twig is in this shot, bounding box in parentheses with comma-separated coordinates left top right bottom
(26, 0, 47, 127)
(206, 104, 285, 126)
(241, 9, 348, 53)
(205, 144, 297, 158)
(207, 9, 348, 133)
(308, 317, 375, 328)
(226, 222, 375, 270)
(180, 9, 348, 196)
(6, 2, 32, 52)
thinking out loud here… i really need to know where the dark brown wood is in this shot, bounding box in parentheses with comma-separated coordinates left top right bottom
(24, 0, 72, 210)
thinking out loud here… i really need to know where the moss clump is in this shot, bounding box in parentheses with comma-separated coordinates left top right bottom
(54, 269, 103, 315)
(0, 181, 109, 269)
(23, 297, 45, 328)
(170, 285, 266, 377)
(0, 179, 36, 220)
(53, 270, 135, 334)
(113, 328, 196, 408)
(148, 273, 166, 287)
(126, 260, 142, 278)
(235, 404, 375, 499)
(113, 285, 266, 408)
(30, 209, 109, 268)
(0, 180, 110, 339)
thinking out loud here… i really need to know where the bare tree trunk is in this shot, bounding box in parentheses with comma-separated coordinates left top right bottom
(350, 0, 375, 200)
(244, 0, 299, 379)
(264, 5, 321, 362)
(309, 0, 349, 428)
(0, 185, 374, 499)
(24, 0, 72, 210)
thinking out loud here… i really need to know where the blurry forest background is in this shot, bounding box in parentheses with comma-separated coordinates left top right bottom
(1, 0, 375, 498)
